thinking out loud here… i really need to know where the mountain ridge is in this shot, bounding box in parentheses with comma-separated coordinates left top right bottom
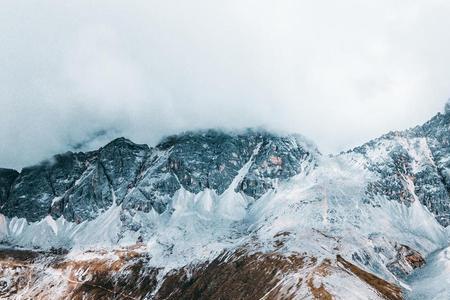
(0, 108, 449, 299)
(1, 110, 448, 225)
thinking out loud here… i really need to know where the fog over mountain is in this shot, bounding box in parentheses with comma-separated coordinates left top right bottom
(2, 0, 450, 169)
(2, 3, 450, 298)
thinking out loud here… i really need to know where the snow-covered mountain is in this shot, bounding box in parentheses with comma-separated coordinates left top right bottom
(0, 104, 449, 299)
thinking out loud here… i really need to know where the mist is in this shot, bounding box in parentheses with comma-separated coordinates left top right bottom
(1, 0, 450, 169)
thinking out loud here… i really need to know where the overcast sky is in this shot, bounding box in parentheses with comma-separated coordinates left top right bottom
(1, 1, 450, 169)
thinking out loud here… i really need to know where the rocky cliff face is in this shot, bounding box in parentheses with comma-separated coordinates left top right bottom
(0, 169, 18, 209)
(1, 112, 448, 227)
(0, 130, 317, 223)
(349, 109, 450, 226)
(1, 139, 149, 223)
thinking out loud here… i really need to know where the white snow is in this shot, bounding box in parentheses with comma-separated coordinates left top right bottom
(406, 245, 450, 299)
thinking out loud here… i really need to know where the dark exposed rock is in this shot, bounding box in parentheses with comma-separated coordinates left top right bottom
(3, 152, 90, 222)
(349, 109, 450, 226)
(386, 244, 426, 277)
(155, 129, 258, 195)
(1, 138, 151, 222)
(0, 168, 19, 209)
(419, 113, 450, 226)
(52, 138, 151, 222)
(0, 130, 316, 223)
(154, 129, 316, 199)
(239, 133, 316, 198)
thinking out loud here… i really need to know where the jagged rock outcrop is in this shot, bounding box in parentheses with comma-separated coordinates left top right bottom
(348, 105, 450, 226)
(0, 169, 19, 209)
(239, 133, 316, 198)
(4, 152, 91, 222)
(0, 130, 317, 223)
(2, 139, 150, 223)
(386, 244, 425, 277)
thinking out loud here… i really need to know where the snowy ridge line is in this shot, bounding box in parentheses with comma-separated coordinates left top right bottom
(0, 112, 449, 299)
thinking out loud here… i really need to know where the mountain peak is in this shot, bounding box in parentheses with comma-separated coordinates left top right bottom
(104, 136, 134, 146)
(101, 137, 149, 151)
(445, 98, 450, 114)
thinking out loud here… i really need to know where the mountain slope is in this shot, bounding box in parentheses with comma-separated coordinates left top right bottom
(0, 107, 449, 299)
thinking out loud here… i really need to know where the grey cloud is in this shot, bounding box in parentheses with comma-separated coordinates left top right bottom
(1, 0, 450, 169)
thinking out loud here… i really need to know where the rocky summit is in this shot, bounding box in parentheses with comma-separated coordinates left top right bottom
(0, 106, 449, 299)
(0, 130, 317, 223)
